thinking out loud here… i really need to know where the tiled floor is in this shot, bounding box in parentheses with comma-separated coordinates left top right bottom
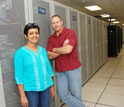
(63, 48, 124, 107)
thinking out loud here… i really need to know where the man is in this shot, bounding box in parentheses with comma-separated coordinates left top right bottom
(47, 15, 85, 107)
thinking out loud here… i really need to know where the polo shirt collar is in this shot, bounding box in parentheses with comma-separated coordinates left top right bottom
(53, 27, 65, 38)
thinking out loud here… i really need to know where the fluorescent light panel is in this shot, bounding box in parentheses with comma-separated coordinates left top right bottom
(84, 5, 102, 11)
(122, 24, 124, 25)
(100, 14, 110, 18)
(108, 19, 116, 21)
(113, 21, 119, 23)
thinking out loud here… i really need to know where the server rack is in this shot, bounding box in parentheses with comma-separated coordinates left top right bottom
(120, 28, 123, 48)
(118, 26, 121, 52)
(79, 12, 87, 84)
(108, 25, 118, 57)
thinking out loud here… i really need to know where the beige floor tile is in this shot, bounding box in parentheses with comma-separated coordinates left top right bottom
(106, 59, 119, 66)
(88, 77, 109, 84)
(98, 93, 124, 107)
(115, 64, 124, 70)
(93, 72, 112, 78)
(95, 104, 115, 107)
(82, 83, 106, 103)
(83, 101, 95, 107)
(97, 69, 114, 74)
(82, 90, 101, 103)
(83, 83, 106, 92)
(103, 84, 124, 95)
(109, 79, 124, 86)
(81, 47, 124, 107)
(112, 73, 124, 79)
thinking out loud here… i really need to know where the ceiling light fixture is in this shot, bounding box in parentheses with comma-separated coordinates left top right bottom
(122, 24, 124, 25)
(108, 19, 116, 21)
(113, 21, 119, 23)
(82, 0, 85, 3)
(84, 5, 102, 11)
(100, 14, 110, 18)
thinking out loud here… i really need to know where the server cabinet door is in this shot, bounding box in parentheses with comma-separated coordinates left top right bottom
(0, 0, 25, 106)
(69, 9, 80, 53)
(92, 19, 98, 72)
(86, 16, 93, 77)
(32, 0, 51, 48)
(99, 22, 103, 66)
(54, 3, 67, 27)
(79, 13, 87, 84)
(97, 21, 101, 68)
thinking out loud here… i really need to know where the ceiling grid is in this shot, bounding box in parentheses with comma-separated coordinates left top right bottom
(54, 0, 124, 25)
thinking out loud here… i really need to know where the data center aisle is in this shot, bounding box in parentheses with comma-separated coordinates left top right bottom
(63, 46, 124, 107)
(82, 46, 124, 107)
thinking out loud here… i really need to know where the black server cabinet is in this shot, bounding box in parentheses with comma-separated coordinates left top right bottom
(108, 25, 118, 57)
(118, 26, 121, 52)
(120, 28, 123, 48)
(117, 26, 123, 51)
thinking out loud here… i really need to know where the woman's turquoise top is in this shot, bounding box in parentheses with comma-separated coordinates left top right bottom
(14, 46, 53, 91)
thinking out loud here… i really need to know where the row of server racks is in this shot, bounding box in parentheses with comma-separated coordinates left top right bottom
(0, 0, 108, 107)
(108, 25, 123, 57)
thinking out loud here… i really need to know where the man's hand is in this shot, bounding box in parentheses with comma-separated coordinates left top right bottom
(47, 51, 60, 60)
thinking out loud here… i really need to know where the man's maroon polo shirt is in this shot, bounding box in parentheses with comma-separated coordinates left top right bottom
(47, 27, 81, 72)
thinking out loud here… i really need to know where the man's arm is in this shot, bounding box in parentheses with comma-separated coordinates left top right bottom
(53, 44, 73, 55)
(47, 39, 73, 59)
(47, 51, 60, 60)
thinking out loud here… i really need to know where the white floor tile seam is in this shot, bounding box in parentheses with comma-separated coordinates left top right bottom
(82, 100, 117, 107)
(109, 78, 124, 86)
(88, 78, 110, 84)
(95, 60, 121, 74)
(83, 83, 107, 92)
(98, 93, 124, 107)
(95, 51, 124, 107)
(108, 82, 124, 86)
(88, 55, 122, 106)
(102, 86, 124, 95)
(114, 67, 124, 71)
(103, 92, 124, 96)
(95, 103, 117, 107)
(82, 56, 122, 104)
(82, 100, 96, 104)
(110, 77, 124, 81)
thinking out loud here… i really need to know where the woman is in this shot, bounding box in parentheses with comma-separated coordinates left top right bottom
(14, 23, 54, 107)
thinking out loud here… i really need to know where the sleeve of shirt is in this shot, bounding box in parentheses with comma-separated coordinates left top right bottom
(44, 49, 54, 77)
(67, 29, 77, 47)
(14, 50, 24, 84)
(46, 37, 53, 52)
